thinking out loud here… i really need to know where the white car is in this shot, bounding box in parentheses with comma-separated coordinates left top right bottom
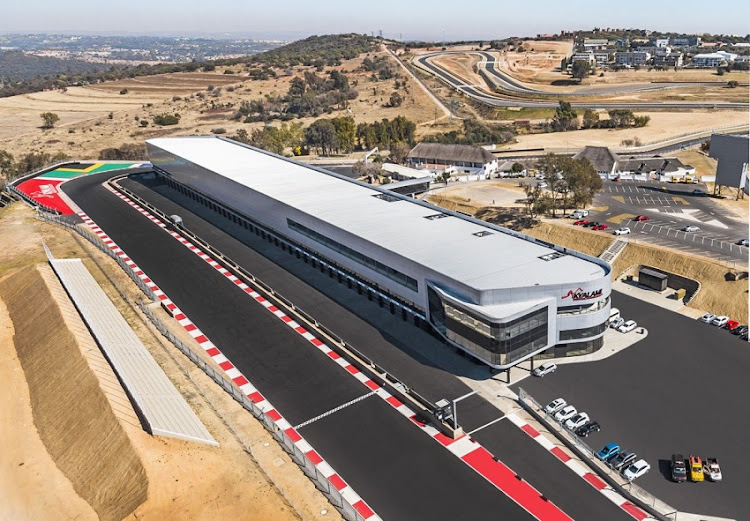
(614, 227, 631, 235)
(622, 459, 651, 481)
(700, 313, 716, 323)
(682, 225, 700, 232)
(617, 320, 637, 333)
(532, 362, 557, 377)
(609, 317, 625, 329)
(545, 398, 567, 415)
(711, 315, 729, 327)
(554, 405, 578, 422)
(608, 308, 621, 324)
(564, 412, 590, 430)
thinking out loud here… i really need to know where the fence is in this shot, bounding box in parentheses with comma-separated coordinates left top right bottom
(518, 388, 677, 521)
(34, 206, 370, 521)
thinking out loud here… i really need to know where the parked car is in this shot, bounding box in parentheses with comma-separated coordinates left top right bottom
(575, 421, 600, 438)
(564, 412, 590, 431)
(692, 189, 707, 196)
(689, 455, 704, 482)
(573, 219, 590, 226)
(545, 398, 567, 415)
(623, 459, 651, 481)
(732, 325, 748, 336)
(682, 225, 700, 232)
(584, 221, 598, 228)
(592, 224, 608, 231)
(596, 443, 620, 461)
(737, 239, 749, 247)
(572, 209, 589, 217)
(614, 227, 631, 235)
(610, 450, 637, 471)
(711, 315, 729, 327)
(537, 182, 548, 189)
(609, 317, 625, 330)
(555, 405, 578, 422)
(617, 320, 637, 333)
(703, 458, 722, 482)
(700, 313, 716, 323)
(671, 454, 687, 483)
(724, 320, 740, 331)
(742, 331, 749, 342)
(634, 215, 650, 221)
(608, 308, 621, 324)
(532, 361, 557, 377)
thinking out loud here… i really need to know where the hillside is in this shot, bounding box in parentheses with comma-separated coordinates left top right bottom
(251, 33, 377, 67)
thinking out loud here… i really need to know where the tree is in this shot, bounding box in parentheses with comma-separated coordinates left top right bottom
(535, 154, 568, 217)
(716, 66, 725, 76)
(388, 141, 411, 164)
(550, 101, 578, 132)
(305, 119, 337, 156)
(440, 171, 451, 184)
(331, 116, 356, 153)
(582, 109, 599, 129)
(571, 60, 592, 81)
(99, 143, 146, 160)
(607, 109, 635, 128)
(562, 157, 602, 210)
(389, 91, 403, 107)
(523, 184, 543, 218)
(510, 162, 524, 173)
(40, 112, 60, 129)
(728, 80, 739, 88)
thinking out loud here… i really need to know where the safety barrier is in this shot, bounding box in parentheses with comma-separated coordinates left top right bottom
(518, 388, 675, 521)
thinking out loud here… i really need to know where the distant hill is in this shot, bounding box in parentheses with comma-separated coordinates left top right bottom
(251, 33, 377, 67)
(0, 51, 105, 82)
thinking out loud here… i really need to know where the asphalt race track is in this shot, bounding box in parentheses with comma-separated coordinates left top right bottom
(515, 291, 750, 520)
(114, 174, 635, 521)
(413, 51, 749, 110)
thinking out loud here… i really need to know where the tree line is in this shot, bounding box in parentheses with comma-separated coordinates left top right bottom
(523, 154, 603, 218)
(550, 101, 649, 132)
(422, 120, 515, 146)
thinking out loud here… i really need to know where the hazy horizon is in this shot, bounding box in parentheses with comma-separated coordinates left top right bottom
(2, 0, 749, 42)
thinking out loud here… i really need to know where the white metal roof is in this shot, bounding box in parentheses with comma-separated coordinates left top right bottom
(148, 136, 606, 291)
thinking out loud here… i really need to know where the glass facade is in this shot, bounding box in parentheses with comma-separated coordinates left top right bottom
(428, 287, 548, 367)
(287, 219, 418, 292)
(559, 322, 608, 341)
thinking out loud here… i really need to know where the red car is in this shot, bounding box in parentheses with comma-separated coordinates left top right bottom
(574, 219, 590, 226)
(593, 224, 608, 230)
(634, 215, 650, 221)
(724, 320, 740, 331)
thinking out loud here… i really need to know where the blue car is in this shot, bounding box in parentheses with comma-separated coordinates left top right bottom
(597, 443, 620, 461)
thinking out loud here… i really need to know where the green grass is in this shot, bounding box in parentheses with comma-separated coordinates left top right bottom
(492, 107, 556, 120)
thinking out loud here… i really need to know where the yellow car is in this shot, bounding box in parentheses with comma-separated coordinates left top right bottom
(689, 455, 704, 482)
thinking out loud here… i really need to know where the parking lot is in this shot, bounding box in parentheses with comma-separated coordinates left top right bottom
(514, 291, 750, 520)
(589, 180, 748, 265)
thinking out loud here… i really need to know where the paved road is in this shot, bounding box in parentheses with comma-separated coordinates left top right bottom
(514, 291, 750, 520)
(63, 172, 539, 521)
(117, 174, 635, 521)
(589, 180, 748, 266)
(413, 51, 749, 110)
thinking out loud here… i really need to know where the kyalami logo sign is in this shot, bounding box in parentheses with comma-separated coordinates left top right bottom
(562, 287, 603, 301)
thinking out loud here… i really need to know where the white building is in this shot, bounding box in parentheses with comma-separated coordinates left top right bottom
(691, 51, 737, 67)
(583, 38, 609, 51)
(407, 143, 499, 178)
(146, 136, 612, 368)
(615, 51, 651, 66)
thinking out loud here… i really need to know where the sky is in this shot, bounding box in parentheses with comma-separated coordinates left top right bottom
(2, 0, 749, 41)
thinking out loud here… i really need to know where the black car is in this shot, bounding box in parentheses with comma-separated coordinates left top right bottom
(741, 331, 749, 341)
(575, 421, 600, 437)
(732, 325, 748, 336)
(671, 454, 687, 483)
(610, 450, 637, 471)
(584, 222, 599, 228)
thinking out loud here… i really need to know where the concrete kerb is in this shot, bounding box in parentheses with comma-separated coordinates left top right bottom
(108, 177, 462, 440)
(517, 390, 671, 521)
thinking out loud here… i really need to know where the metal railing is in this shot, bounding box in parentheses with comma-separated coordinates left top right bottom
(35, 206, 371, 521)
(518, 388, 677, 520)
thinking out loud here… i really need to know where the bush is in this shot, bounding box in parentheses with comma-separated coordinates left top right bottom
(172, 95, 182, 101)
(211, 128, 227, 134)
(119, 88, 128, 95)
(152, 113, 180, 126)
(139, 120, 148, 127)
(728, 80, 739, 88)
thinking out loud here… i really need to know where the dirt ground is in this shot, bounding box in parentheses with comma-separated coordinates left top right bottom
(497, 111, 749, 150)
(0, 203, 340, 521)
(0, 48, 439, 160)
(422, 192, 748, 320)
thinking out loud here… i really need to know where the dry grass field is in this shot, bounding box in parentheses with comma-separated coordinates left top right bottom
(0, 48, 439, 160)
(0, 203, 339, 521)
(497, 110, 749, 150)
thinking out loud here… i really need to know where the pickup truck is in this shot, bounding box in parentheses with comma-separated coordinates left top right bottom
(703, 458, 722, 482)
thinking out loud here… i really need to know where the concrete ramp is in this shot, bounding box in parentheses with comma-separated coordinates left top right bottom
(48, 256, 217, 446)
